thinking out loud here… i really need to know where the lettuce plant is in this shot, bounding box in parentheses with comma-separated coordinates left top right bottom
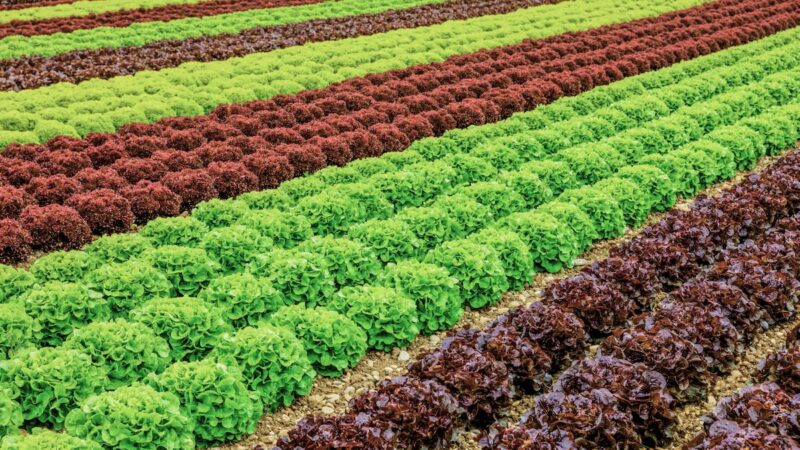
(0, 304, 39, 360)
(470, 228, 534, 292)
(0, 428, 102, 449)
(329, 286, 419, 351)
(141, 246, 220, 297)
(431, 194, 493, 239)
(0, 347, 108, 430)
(200, 225, 273, 274)
(0, 388, 22, 440)
(615, 164, 676, 212)
(199, 272, 284, 328)
(377, 261, 461, 335)
(192, 199, 251, 229)
(130, 297, 231, 362)
(537, 201, 598, 253)
(248, 249, 336, 307)
(456, 182, 527, 219)
(594, 177, 650, 227)
(29, 250, 98, 283)
(84, 233, 153, 264)
(498, 211, 579, 273)
(16, 282, 111, 346)
(296, 236, 381, 289)
(140, 216, 209, 247)
(395, 206, 459, 252)
(64, 319, 172, 389)
(210, 325, 315, 410)
(145, 360, 262, 447)
(0, 266, 34, 304)
(267, 304, 367, 377)
(520, 160, 580, 195)
(236, 209, 312, 248)
(65, 384, 194, 450)
(347, 218, 421, 263)
(425, 240, 508, 309)
(558, 187, 626, 240)
(84, 261, 173, 315)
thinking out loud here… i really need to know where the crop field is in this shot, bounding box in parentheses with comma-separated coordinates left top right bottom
(0, 0, 800, 448)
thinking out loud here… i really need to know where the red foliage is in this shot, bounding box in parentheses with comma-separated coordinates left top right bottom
(74, 167, 129, 191)
(161, 169, 218, 211)
(242, 151, 294, 189)
(120, 181, 181, 224)
(67, 189, 134, 235)
(19, 204, 91, 251)
(0, 219, 32, 264)
(112, 157, 169, 183)
(27, 174, 83, 206)
(207, 162, 258, 199)
(0, 185, 34, 219)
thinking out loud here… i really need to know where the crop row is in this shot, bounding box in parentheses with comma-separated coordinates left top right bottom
(0, 0, 79, 12)
(684, 325, 800, 448)
(0, 0, 442, 58)
(0, 0, 212, 24)
(0, 0, 790, 261)
(0, 0, 554, 91)
(275, 137, 800, 449)
(1, 31, 799, 447)
(0, 0, 709, 146)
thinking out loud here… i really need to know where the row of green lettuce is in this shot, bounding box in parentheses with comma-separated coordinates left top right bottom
(0, 0, 209, 25)
(1, 30, 799, 449)
(0, 0, 708, 147)
(0, 0, 446, 60)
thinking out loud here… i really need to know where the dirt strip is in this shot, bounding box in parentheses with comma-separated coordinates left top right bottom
(0, 0, 554, 91)
(0, 0, 327, 38)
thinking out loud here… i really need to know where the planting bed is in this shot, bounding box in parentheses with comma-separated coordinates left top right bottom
(2, 0, 800, 449)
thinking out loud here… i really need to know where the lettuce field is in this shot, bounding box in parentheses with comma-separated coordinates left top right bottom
(0, 0, 800, 448)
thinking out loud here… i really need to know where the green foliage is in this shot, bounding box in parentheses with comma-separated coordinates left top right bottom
(84, 234, 153, 264)
(64, 384, 194, 450)
(0, 266, 35, 304)
(330, 182, 394, 222)
(295, 237, 380, 289)
(431, 194, 493, 239)
(639, 153, 700, 198)
(130, 297, 231, 362)
(0, 304, 39, 360)
(0, 388, 22, 441)
(455, 182, 527, 219)
(554, 147, 612, 185)
(29, 251, 98, 283)
(200, 225, 272, 274)
(199, 272, 284, 328)
(684, 140, 736, 182)
(603, 135, 646, 163)
(472, 144, 523, 171)
(211, 325, 314, 410)
(615, 164, 676, 212)
(140, 217, 209, 248)
(0, 347, 108, 430)
(442, 153, 498, 185)
(267, 304, 367, 377)
(248, 250, 335, 307)
(145, 360, 261, 447)
(141, 246, 219, 297)
(310, 166, 362, 186)
(278, 177, 325, 201)
(559, 187, 626, 240)
(498, 171, 553, 210)
(16, 282, 110, 346)
(370, 161, 455, 208)
(537, 201, 598, 253)
(238, 189, 291, 210)
(381, 150, 425, 168)
(470, 228, 534, 292)
(498, 211, 578, 273)
(395, 206, 458, 251)
(347, 158, 397, 178)
(620, 127, 669, 155)
(593, 177, 650, 227)
(237, 209, 312, 248)
(193, 199, 251, 229)
(84, 261, 173, 315)
(347, 218, 421, 264)
(519, 160, 580, 195)
(63, 319, 171, 389)
(0, 428, 102, 450)
(377, 261, 461, 334)
(296, 191, 360, 236)
(424, 240, 507, 309)
(671, 148, 719, 190)
(742, 114, 798, 155)
(328, 286, 419, 351)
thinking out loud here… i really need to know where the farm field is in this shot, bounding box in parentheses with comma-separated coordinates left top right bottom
(1, 0, 800, 449)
